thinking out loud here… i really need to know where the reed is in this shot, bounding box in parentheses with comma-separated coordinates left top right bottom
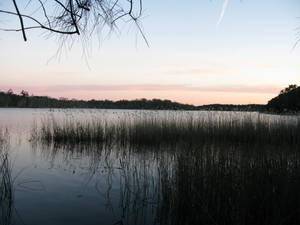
(34, 112, 300, 146)
(167, 144, 300, 225)
(92, 143, 300, 225)
(34, 131, 300, 225)
(0, 128, 12, 225)
(26, 111, 300, 224)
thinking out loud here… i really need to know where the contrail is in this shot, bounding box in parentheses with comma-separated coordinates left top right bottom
(217, 0, 229, 27)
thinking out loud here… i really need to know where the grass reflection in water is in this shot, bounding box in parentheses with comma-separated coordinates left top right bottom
(0, 128, 12, 225)
(34, 137, 300, 225)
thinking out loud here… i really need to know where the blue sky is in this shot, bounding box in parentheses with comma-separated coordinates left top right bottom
(0, 0, 299, 105)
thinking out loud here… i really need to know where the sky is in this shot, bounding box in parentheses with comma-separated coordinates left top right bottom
(0, 0, 299, 105)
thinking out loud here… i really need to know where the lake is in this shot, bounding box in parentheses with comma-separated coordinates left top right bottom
(1, 108, 300, 225)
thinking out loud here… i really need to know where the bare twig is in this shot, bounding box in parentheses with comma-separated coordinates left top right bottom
(38, 0, 51, 29)
(69, 0, 80, 34)
(0, 0, 148, 46)
(0, 9, 78, 34)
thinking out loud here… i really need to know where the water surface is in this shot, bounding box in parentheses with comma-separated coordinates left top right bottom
(1, 108, 300, 225)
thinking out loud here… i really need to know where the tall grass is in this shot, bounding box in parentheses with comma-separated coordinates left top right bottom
(26, 111, 300, 224)
(33, 112, 300, 146)
(38, 140, 300, 225)
(0, 128, 12, 225)
(167, 144, 300, 225)
(31, 122, 300, 225)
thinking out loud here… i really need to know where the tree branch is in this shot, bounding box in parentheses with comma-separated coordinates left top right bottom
(69, 0, 80, 35)
(0, 9, 78, 35)
(12, 0, 27, 41)
(0, 0, 148, 45)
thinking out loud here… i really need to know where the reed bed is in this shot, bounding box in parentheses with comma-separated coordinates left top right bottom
(37, 140, 300, 225)
(165, 144, 300, 225)
(0, 128, 9, 147)
(0, 128, 12, 225)
(33, 112, 300, 146)
(29, 115, 300, 225)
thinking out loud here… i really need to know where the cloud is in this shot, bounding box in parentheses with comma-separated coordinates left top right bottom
(166, 68, 231, 76)
(162, 60, 278, 77)
(217, 0, 229, 27)
(163, 64, 231, 76)
(233, 60, 279, 69)
(195, 85, 280, 94)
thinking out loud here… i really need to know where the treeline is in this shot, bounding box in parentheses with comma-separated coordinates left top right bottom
(198, 104, 266, 112)
(267, 85, 300, 112)
(0, 90, 196, 110)
(0, 89, 267, 111)
(2, 86, 299, 112)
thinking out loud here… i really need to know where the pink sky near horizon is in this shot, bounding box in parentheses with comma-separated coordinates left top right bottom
(0, 0, 299, 106)
(0, 84, 282, 105)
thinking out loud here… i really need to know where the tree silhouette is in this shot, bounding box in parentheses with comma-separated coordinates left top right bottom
(279, 84, 298, 95)
(0, 0, 148, 45)
(268, 84, 300, 112)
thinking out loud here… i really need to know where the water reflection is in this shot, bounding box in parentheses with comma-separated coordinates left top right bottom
(30, 142, 174, 225)
(0, 130, 13, 225)
(27, 141, 300, 225)
(1, 109, 300, 225)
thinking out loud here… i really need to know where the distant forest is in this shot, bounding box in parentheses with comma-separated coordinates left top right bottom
(0, 89, 265, 111)
(0, 86, 298, 112)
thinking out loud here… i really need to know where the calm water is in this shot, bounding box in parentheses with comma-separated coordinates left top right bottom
(0, 108, 183, 225)
(1, 108, 300, 225)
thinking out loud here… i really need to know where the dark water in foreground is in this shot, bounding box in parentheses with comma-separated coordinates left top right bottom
(1, 108, 300, 225)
